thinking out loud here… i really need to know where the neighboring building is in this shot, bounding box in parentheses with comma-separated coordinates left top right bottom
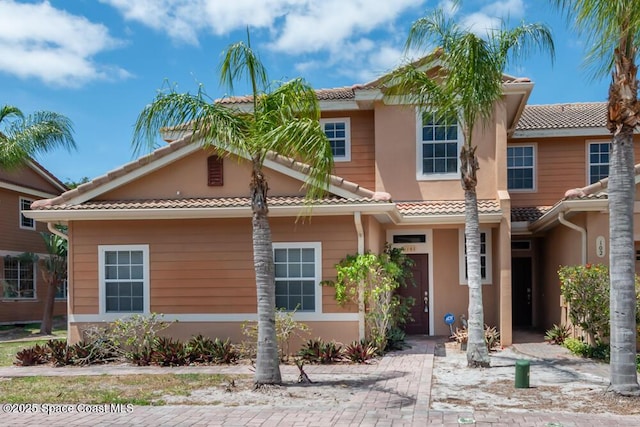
(0, 161, 68, 324)
(23, 78, 633, 347)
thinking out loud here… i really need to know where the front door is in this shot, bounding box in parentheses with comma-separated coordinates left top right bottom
(397, 254, 429, 335)
(512, 257, 532, 327)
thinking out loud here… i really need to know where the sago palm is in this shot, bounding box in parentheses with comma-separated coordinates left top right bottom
(385, 3, 553, 367)
(132, 35, 334, 385)
(0, 105, 75, 169)
(552, 0, 640, 395)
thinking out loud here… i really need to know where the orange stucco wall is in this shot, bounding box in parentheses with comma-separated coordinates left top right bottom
(322, 110, 376, 190)
(0, 166, 62, 195)
(509, 135, 640, 207)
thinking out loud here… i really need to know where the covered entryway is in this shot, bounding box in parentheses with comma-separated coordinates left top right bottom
(512, 257, 533, 327)
(397, 254, 430, 334)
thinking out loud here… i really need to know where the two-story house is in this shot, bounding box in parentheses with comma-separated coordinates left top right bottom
(25, 74, 632, 347)
(0, 160, 68, 324)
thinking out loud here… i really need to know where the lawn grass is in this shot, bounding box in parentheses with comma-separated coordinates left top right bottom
(0, 339, 65, 366)
(0, 374, 240, 405)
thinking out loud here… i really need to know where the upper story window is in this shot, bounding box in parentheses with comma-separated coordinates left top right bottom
(507, 145, 535, 191)
(98, 245, 149, 314)
(3, 258, 36, 299)
(418, 111, 461, 180)
(588, 142, 610, 184)
(55, 279, 68, 300)
(273, 242, 321, 312)
(321, 118, 351, 162)
(458, 228, 492, 285)
(19, 197, 35, 230)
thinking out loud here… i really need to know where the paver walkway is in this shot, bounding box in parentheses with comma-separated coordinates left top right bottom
(1, 336, 639, 426)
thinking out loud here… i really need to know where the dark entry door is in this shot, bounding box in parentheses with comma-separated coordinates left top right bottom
(397, 254, 429, 335)
(512, 257, 532, 327)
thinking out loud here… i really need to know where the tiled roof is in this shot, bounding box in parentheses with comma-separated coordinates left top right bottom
(396, 199, 501, 216)
(511, 206, 552, 222)
(32, 135, 379, 210)
(218, 87, 357, 104)
(35, 196, 388, 211)
(516, 102, 606, 130)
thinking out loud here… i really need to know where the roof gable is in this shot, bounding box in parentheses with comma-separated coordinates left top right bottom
(0, 159, 67, 198)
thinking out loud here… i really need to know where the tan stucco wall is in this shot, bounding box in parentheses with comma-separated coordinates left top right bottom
(373, 103, 498, 201)
(101, 150, 307, 200)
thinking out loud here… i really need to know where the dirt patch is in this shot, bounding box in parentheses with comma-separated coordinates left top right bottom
(430, 342, 640, 415)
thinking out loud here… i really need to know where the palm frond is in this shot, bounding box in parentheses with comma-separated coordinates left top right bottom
(219, 29, 269, 100)
(132, 87, 249, 157)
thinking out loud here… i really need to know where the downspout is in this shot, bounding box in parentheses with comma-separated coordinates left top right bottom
(47, 222, 70, 340)
(48, 223, 68, 241)
(558, 212, 587, 264)
(354, 212, 366, 341)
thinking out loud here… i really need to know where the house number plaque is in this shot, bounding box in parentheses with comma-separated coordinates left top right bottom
(596, 236, 606, 258)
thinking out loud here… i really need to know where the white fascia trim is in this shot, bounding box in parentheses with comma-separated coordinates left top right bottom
(511, 221, 532, 235)
(531, 199, 609, 232)
(65, 142, 202, 205)
(398, 213, 503, 225)
(353, 89, 382, 102)
(318, 100, 360, 111)
(512, 127, 609, 138)
(23, 203, 398, 222)
(0, 182, 58, 199)
(68, 313, 359, 323)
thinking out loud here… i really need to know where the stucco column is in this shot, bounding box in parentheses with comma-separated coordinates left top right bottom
(498, 191, 512, 346)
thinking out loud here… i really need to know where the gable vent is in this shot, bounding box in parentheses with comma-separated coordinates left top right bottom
(207, 155, 224, 186)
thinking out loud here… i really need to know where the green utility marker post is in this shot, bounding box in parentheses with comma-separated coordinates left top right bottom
(515, 359, 530, 388)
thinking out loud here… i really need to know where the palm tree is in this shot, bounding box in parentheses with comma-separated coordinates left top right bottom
(132, 35, 334, 385)
(384, 4, 553, 367)
(0, 105, 75, 169)
(39, 230, 68, 335)
(552, 0, 640, 396)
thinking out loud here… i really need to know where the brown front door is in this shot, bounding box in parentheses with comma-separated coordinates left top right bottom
(397, 254, 429, 335)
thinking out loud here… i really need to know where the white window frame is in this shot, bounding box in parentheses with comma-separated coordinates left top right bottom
(2, 257, 37, 299)
(416, 109, 462, 181)
(273, 242, 322, 313)
(458, 228, 492, 285)
(320, 118, 351, 162)
(586, 140, 610, 185)
(19, 197, 35, 230)
(98, 244, 150, 317)
(507, 143, 537, 192)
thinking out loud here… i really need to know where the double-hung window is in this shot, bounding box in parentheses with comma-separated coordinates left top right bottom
(418, 111, 461, 179)
(458, 229, 492, 285)
(321, 118, 351, 162)
(273, 242, 321, 312)
(588, 142, 610, 184)
(99, 245, 149, 314)
(507, 145, 535, 191)
(19, 197, 35, 230)
(3, 258, 35, 299)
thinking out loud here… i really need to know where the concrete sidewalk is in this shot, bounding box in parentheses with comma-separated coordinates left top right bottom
(1, 336, 639, 426)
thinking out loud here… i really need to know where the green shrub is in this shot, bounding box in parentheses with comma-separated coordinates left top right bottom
(297, 338, 343, 364)
(240, 308, 309, 362)
(14, 344, 48, 366)
(545, 324, 571, 345)
(344, 340, 377, 363)
(153, 337, 188, 366)
(46, 339, 73, 367)
(210, 338, 238, 364)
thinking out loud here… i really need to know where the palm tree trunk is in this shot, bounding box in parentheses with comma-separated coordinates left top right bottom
(608, 48, 640, 395)
(251, 163, 282, 385)
(461, 145, 490, 368)
(40, 277, 57, 335)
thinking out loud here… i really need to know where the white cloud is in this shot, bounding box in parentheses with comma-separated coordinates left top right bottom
(0, 0, 128, 87)
(480, 0, 525, 20)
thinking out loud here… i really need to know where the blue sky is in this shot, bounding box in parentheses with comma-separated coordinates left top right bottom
(1, 0, 611, 184)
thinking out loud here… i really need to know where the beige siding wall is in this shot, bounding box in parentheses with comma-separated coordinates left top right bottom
(322, 110, 375, 190)
(0, 187, 66, 324)
(0, 167, 61, 194)
(68, 216, 359, 316)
